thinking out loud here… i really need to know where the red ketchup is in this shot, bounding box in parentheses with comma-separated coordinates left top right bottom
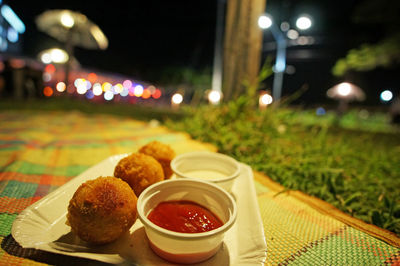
(147, 200, 223, 233)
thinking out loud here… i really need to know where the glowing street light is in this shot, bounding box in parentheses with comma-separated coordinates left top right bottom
(327, 82, 365, 115)
(208, 90, 222, 105)
(60, 12, 75, 28)
(327, 82, 365, 102)
(171, 93, 183, 109)
(380, 90, 393, 102)
(259, 92, 273, 109)
(337, 82, 352, 96)
(296, 16, 312, 30)
(39, 48, 69, 64)
(51, 48, 68, 63)
(259, 13, 313, 101)
(258, 15, 272, 29)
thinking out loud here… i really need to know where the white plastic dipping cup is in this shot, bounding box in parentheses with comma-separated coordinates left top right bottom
(170, 151, 240, 192)
(137, 179, 237, 264)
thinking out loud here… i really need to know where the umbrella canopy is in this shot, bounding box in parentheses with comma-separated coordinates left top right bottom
(35, 9, 108, 50)
(326, 82, 366, 102)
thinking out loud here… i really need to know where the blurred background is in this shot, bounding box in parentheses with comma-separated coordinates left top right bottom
(0, 0, 399, 111)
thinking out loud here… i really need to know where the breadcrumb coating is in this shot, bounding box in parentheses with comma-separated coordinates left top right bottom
(67, 176, 137, 245)
(138, 141, 176, 179)
(114, 153, 165, 196)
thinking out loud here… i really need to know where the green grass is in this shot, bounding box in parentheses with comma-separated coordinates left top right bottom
(165, 100, 400, 236)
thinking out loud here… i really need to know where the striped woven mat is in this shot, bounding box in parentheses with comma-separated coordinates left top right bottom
(0, 110, 399, 265)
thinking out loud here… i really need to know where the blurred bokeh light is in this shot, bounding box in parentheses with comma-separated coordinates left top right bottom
(208, 90, 222, 105)
(171, 93, 183, 105)
(380, 90, 393, 102)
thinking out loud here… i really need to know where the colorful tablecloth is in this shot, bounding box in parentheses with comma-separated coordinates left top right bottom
(0, 110, 399, 265)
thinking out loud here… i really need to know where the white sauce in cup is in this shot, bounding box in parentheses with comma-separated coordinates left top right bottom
(184, 170, 227, 180)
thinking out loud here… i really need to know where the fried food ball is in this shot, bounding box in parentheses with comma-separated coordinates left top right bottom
(67, 176, 137, 245)
(138, 141, 176, 179)
(114, 153, 164, 196)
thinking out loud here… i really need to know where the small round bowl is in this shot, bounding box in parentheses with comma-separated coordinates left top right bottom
(137, 179, 237, 264)
(170, 151, 240, 191)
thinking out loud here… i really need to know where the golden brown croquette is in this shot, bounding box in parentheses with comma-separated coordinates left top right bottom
(67, 176, 137, 245)
(138, 141, 176, 179)
(114, 153, 165, 196)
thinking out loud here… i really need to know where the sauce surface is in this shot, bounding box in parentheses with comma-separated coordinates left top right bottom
(147, 200, 223, 233)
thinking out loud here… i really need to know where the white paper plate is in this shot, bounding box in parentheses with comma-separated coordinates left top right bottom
(12, 154, 267, 265)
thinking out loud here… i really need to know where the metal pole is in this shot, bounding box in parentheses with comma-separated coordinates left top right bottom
(64, 29, 73, 90)
(270, 24, 286, 101)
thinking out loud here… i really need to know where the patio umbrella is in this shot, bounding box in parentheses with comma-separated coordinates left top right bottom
(35, 10, 108, 87)
(35, 10, 108, 50)
(327, 82, 365, 115)
(326, 82, 366, 102)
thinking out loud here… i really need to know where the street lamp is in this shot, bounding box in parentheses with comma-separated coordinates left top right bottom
(60, 12, 75, 28)
(208, 90, 222, 105)
(258, 13, 312, 101)
(380, 90, 393, 102)
(296, 16, 312, 30)
(258, 15, 272, 29)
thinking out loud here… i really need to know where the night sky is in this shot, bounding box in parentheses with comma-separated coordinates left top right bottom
(7, 0, 399, 104)
(10, 0, 216, 78)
